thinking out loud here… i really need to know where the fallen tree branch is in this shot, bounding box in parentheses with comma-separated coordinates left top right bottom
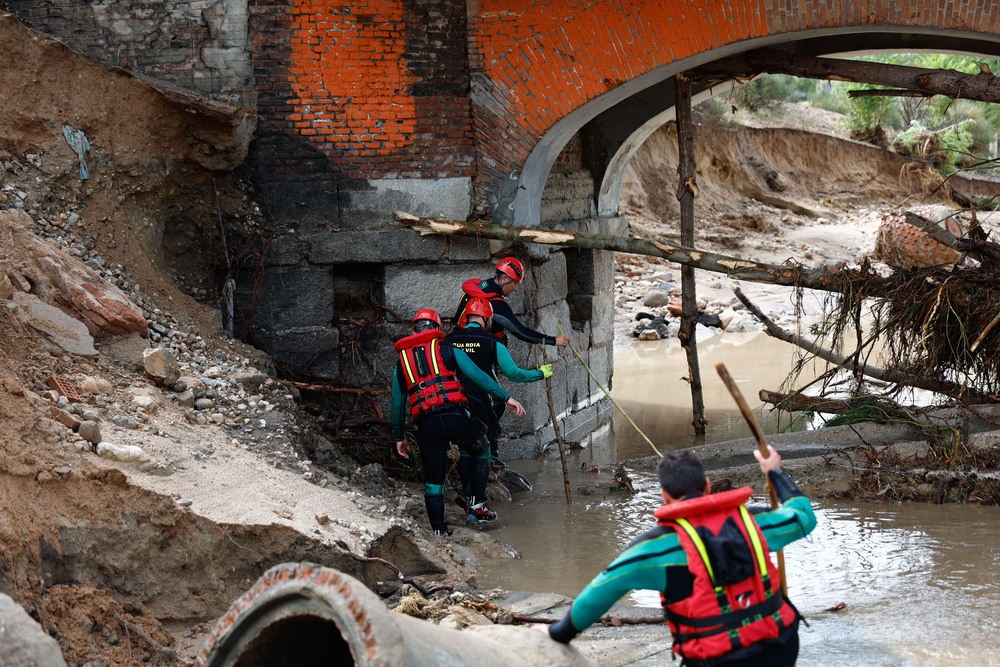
(292, 381, 388, 395)
(759, 389, 924, 415)
(848, 89, 934, 99)
(759, 389, 853, 413)
(334, 539, 453, 597)
(395, 211, 861, 293)
(732, 286, 993, 403)
(903, 212, 960, 250)
(690, 48, 1000, 106)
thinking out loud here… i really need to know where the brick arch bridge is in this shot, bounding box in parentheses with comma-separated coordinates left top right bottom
(478, 2, 1000, 227)
(10, 0, 1000, 453)
(253, 1, 1000, 230)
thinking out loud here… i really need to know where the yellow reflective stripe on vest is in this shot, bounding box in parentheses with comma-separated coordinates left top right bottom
(429, 339, 442, 375)
(400, 349, 417, 384)
(675, 518, 716, 584)
(737, 506, 768, 575)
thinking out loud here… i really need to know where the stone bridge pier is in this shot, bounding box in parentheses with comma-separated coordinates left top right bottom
(240, 144, 618, 455)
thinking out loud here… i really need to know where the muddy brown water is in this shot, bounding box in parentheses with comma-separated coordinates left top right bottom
(481, 334, 1000, 665)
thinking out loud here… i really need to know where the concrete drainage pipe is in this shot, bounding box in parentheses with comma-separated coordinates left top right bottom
(195, 562, 593, 667)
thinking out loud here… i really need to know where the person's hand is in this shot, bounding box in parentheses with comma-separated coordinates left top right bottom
(506, 397, 526, 416)
(554, 334, 570, 347)
(396, 440, 411, 459)
(540, 363, 553, 379)
(753, 444, 782, 473)
(531, 623, 552, 637)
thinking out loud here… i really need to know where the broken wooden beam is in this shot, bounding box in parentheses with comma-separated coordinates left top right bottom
(690, 48, 1000, 106)
(393, 211, 856, 293)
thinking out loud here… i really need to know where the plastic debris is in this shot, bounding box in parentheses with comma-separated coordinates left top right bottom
(62, 125, 92, 180)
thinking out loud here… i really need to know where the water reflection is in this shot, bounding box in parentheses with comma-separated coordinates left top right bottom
(612, 334, 819, 458)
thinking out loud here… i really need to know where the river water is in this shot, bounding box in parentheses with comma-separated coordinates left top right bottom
(480, 334, 1000, 665)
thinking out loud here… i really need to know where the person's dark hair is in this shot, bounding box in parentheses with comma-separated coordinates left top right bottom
(494, 270, 506, 282)
(657, 449, 707, 498)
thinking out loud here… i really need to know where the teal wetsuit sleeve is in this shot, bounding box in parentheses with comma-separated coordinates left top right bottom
(390, 366, 407, 441)
(755, 495, 817, 551)
(549, 529, 686, 643)
(496, 343, 544, 382)
(453, 348, 511, 401)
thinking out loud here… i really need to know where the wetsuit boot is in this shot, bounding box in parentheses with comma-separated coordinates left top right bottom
(458, 455, 475, 500)
(424, 493, 452, 536)
(468, 456, 497, 522)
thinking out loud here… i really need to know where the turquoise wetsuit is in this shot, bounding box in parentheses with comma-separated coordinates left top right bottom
(548, 470, 816, 644)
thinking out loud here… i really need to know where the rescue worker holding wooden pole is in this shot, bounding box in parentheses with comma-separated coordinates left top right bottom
(444, 296, 552, 520)
(536, 446, 816, 666)
(391, 308, 525, 535)
(453, 257, 569, 468)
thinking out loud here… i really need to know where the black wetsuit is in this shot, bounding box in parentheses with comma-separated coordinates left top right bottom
(454, 277, 558, 347)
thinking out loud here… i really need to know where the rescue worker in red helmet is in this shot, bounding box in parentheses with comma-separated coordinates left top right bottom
(391, 308, 526, 535)
(536, 446, 816, 667)
(452, 256, 569, 468)
(454, 257, 570, 349)
(445, 296, 552, 522)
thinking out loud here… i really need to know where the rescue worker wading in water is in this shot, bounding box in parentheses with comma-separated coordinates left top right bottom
(391, 308, 526, 535)
(444, 296, 552, 521)
(453, 257, 568, 469)
(537, 447, 816, 666)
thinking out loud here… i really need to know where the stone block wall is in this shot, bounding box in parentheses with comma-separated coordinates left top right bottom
(8, 0, 253, 104)
(232, 212, 621, 457)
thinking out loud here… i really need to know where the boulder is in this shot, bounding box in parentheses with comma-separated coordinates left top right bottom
(641, 289, 670, 307)
(15, 292, 98, 356)
(0, 210, 147, 338)
(78, 420, 102, 444)
(0, 593, 67, 666)
(143, 347, 180, 386)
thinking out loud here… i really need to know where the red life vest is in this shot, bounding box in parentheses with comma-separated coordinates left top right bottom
(394, 329, 468, 419)
(655, 487, 796, 664)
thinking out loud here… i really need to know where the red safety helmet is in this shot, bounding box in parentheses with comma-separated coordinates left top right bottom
(464, 296, 494, 319)
(496, 257, 524, 283)
(412, 308, 442, 331)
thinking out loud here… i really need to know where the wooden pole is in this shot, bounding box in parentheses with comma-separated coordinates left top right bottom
(675, 73, 707, 435)
(715, 363, 788, 594)
(544, 375, 572, 504)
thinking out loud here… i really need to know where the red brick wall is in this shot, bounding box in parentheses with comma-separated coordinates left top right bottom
(467, 0, 1000, 214)
(249, 0, 474, 183)
(15, 1, 999, 205)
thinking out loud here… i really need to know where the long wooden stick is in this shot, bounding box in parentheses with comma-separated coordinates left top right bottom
(715, 363, 787, 595)
(544, 374, 572, 504)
